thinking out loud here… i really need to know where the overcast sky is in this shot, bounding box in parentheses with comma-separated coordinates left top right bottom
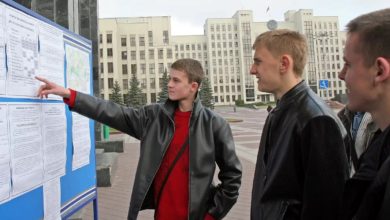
(98, 0, 389, 35)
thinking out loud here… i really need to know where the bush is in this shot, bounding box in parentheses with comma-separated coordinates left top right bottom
(235, 99, 245, 106)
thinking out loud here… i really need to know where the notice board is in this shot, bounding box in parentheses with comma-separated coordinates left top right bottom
(0, 0, 97, 219)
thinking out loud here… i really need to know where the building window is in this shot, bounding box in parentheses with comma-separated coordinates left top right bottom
(99, 34, 102, 44)
(131, 64, 137, 74)
(130, 35, 136, 46)
(158, 49, 163, 59)
(140, 50, 145, 60)
(139, 36, 145, 46)
(141, 64, 146, 74)
(149, 49, 154, 59)
(121, 37, 127, 46)
(123, 79, 128, 90)
(122, 64, 128, 74)
(167, 49, 172, 59)
(107, 62, 113, 73)
(131, 51, 136, 60)
(106, 33, 112, 43)
(100, 79, 104, 90)
(141, 79, 146, 89)
(149, 64, 155, 74)
(121, 51, 127, 60)
(99, 48, 103, 58)
(148, 31, 153, 46)
(107, 48, 113, 57)
(151, 93, 156, 103)
(158, 63, 164, 73)
(100, 63, 104, 73)
(150, 78, 155, 89)
(108, 78, 114, 88)
(163, 30, 169, 44)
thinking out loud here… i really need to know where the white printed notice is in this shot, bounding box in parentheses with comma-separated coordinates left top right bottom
(65, 44, 92, 170)
(38, 21, 64, 100)
(65, 44, 90, 94)
(0, 104, 10, 202)
(71, 112, 91, 171)
(5, 7, 39, 97)
(0, 4, 6, 95)
(0, 162, 11, 203)
(42, 103, 66, 181)
(43, 178, 61, 220)
(0, 104, 10, 163)
(9, 104, 43, 196)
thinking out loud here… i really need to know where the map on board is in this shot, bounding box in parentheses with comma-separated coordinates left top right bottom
(65, 44, 90, 93)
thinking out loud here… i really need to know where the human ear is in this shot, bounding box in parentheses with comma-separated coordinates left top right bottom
(191, 82, 199, 92)
(374, 57, 390, 83)
(280, 55, 291, 74)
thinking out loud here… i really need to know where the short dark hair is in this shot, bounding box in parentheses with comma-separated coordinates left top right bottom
(252, 29, 308, 76)
(170, 58, 204, 86)
(346, 8, 390, 67)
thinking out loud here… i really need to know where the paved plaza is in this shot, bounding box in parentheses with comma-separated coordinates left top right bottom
(81, 106, 268, 220)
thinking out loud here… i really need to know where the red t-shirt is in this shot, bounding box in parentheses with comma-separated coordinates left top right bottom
(154, 109, 191, 219)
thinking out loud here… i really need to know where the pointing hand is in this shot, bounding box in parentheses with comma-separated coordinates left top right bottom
(35, 76, 71, 99)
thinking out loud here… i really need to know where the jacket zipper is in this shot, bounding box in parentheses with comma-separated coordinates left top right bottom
(138, 109, 175, 214)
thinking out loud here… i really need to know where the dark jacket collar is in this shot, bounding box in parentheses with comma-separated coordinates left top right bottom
(162, 94, 203, 119)
(274, 80, 307, 111)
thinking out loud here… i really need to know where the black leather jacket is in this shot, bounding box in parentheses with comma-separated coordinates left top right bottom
(251, 81, 349, 220)
(71, 92, 242, 220)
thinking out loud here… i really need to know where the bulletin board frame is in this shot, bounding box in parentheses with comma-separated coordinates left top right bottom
(0, 0, 97, 219)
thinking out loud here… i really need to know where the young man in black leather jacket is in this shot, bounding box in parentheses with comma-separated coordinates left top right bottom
(250, 29, 349, 220)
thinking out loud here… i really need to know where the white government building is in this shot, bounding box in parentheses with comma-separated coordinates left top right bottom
(98, 9, 347, 105)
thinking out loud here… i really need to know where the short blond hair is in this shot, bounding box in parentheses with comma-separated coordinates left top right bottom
(252, 29, 307, 76)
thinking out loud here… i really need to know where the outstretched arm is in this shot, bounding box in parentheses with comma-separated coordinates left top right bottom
(35, 76, 71, 98)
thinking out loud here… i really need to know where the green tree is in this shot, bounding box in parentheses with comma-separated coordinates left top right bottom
(126, 73, 144, 108)
(111, 80, 123, 105)
(158, 68, 169, 103)
(199, 77, 214, 109)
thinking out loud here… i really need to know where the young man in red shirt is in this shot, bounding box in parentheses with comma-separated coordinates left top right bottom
(36, 58, 242, 220)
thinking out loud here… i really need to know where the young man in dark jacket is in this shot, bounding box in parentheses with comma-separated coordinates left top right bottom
(338, 8, 390, 220)
(249, 29, 349, 220)
(36, 58, 242, 220)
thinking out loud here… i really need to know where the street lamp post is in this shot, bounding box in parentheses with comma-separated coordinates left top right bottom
(307, 31, 333, 96)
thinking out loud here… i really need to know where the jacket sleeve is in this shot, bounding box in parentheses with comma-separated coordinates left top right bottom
(300, 116, 349, 219)
(70, 91, 151, 139)
(208, 116, 242, 219)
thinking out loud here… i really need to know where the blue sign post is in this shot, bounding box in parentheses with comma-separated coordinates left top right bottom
(319, 79, 329, 89)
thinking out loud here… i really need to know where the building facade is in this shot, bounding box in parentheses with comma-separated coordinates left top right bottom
(99, 9, 346, 105)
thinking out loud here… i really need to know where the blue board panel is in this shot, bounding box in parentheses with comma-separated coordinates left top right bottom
(0, 0, 96, 219)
